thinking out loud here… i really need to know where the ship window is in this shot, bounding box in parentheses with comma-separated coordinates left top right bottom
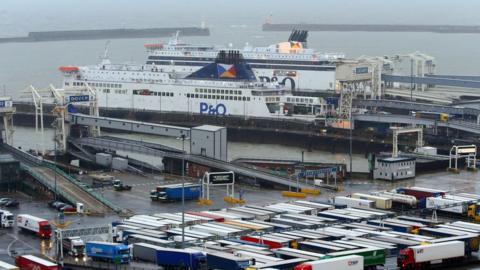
(247, 97, 251, 101)
(239, 90, 242, 95)
(187, 94, 190, 98)
(161, 92, 165, 96)
(170, 93, 174, 96)
(242, 97, 246, 101)
(221, 90, 225, 94)
(195, 94, 198, 98)
(208, 89, 211, 93)
(208, 95, 212, 99)
(234, 96, 238, 101)
(229, 90, 233, 94)
(221, 95, 224, 100)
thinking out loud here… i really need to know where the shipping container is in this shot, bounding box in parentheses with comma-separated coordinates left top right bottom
(373, 191, 417, 208)
(15, 255, 58, 270)
(352, 193, 393, 209)
(333, 196, 374, 209)
(95, 153, 112, 167)
(294, 255, 363, 270)
(111, 157, 128, 170)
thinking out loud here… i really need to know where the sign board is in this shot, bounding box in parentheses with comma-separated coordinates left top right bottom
(208, 172, 234, 185)
(355, 67, 369, 74)
(457, 147, 476, 154)
(0, 100, 12, 108)
(68, 95, 90, 103)
(298, 167, 337, 178)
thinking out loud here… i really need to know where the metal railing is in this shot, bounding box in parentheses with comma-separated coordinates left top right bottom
(20, 163, 78, 205)
(42, 163, 121, 213)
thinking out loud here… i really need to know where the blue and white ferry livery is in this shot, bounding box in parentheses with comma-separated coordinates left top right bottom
(60, 50, 329, 119)
(144, 30, 344, 91)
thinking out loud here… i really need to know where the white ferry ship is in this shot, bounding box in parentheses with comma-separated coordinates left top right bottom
(144, 30, 345, 91)
(60, 50, 330, 118)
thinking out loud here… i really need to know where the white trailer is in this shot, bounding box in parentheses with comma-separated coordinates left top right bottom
(373, 191, 417, 207)
(425, 197, 467, 214)
(334, 196, 374, 209)
(400, 241, 464, 266)
(295, 255, 363, 270)
(0, 260, 19, 270)
(352, 193, 393, 209)
(16, 214, 52, 238)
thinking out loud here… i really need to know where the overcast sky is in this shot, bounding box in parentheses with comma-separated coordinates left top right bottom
(1, 0, 479, 31)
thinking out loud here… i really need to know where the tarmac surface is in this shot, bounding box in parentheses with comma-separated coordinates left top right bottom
(0, 169, 479, 267)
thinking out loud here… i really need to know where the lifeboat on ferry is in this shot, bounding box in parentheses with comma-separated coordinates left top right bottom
(59, 66, 79, 73)
(144, 43, 163, 50)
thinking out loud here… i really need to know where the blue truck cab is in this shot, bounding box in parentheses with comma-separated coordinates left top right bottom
(86, 241, 131, 264)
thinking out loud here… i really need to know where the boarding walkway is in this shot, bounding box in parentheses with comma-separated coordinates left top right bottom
(0, 144, 118, 214)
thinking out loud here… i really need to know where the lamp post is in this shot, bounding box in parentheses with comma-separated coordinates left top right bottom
(177, 134, 188, 248)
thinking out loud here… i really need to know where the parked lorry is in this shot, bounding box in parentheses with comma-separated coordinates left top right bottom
(396, 187, 445, 207)
(0, 210, 14, 228)
(16, 214, 52, 238)
(0, 260, 19, 270)
(294, 255, 364, 270)
(154, 247, 206, 269)
(150, 183, 201, 202)
(397, 241, 465, 269)
(85, 242, 130, 264)
(334, 196, 374, 209)
(62, 236, 85, 257)
(15, 255, 58, 270)
(207, 252, 251, 270)
(113, 179, 132, 191)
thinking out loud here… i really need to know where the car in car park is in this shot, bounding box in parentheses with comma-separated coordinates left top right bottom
(4, 200, 19, 208)
(0, 198, 12, 206)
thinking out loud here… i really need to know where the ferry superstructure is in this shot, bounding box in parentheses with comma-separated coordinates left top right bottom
(60, 50, 330, 118)
(145, 30, 345, 91)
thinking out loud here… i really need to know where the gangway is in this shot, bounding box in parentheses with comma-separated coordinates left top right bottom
(0, 144, 119, 214)
(69, 113, 190, 138)
(382, 74, 480, 89)
(354, 99, 480, 117)
(353, 114, 480, 134)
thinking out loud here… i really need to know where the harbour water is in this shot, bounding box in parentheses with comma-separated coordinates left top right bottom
(12, 126, 369, 172)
